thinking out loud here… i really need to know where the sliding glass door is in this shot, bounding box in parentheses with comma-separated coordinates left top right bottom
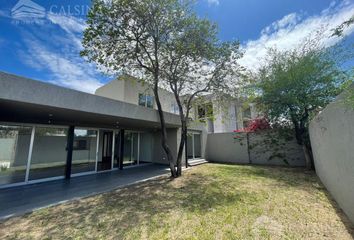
(71, 129, 97, 175)
(28, 127, 68, 181)
(0, 124, 157, 188)
(97, 131, 113, 171)
(123, 131, 153, 166)
(123, 131, 139, 166)
(0, 125, 32, 185)
(187, 132, 202, 159)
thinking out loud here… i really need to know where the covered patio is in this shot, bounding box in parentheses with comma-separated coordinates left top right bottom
(0, 163, 170, 219)
(0, 72, 181, 188)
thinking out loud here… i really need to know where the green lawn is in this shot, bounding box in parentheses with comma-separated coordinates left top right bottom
(1, 164, 353, 240)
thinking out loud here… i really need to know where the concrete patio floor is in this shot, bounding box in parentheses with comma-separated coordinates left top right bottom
(0, 163, 170, 220)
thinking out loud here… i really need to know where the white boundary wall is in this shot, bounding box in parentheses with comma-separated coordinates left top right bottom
(310, 96, 354, 224)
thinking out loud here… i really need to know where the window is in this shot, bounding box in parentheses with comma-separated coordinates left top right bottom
(138, 94, 154, 108)
(197, 103, 213, 122)
(170, 103, 179, 114)
(243, 107, 251, 119)
(146, 95, 154, 108)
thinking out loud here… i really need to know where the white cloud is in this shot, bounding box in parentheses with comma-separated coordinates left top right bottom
(206, 0, 219, 6)
(22, 38, 103, 93)
(239, 1, 354, 71)
(19, 15, 105, 93)
(47, 13, 87, 49)
(47, 13, 86, 34)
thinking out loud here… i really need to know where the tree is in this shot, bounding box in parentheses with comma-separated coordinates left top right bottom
(233, 117, 271, 133)
(81, 0, 198, 177)
(254, 38, 349, 170)
(161, 27, 243, 175)
(331, 16, 354, 108)
(332, 15, 354, 37)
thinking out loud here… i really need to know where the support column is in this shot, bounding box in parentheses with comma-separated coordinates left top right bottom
(119, 129, 125, 170)
(65, 126, 75, 179)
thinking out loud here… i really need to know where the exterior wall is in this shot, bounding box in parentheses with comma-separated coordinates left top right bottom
(309, 96, 354, 224)
(248, 130, 305, 166)
(0, 72, 181, 129)
(95, 78, 125, 102)
(152, 128, 178, 164)
(205, 132, 249, 163)
(95, 74, 261, 134)
(206, 130, 306, 167)
(139, 132, 154, 163)
(95, 75, 179, 114)
(123, 76, 153, 105)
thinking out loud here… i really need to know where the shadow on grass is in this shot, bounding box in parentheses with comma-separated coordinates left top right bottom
(1, 163, 353, 239)
(1, 171, 251, 239)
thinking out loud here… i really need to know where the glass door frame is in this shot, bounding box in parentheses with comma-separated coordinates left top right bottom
(70, 127, 100, 177)
(0, 122, 71, 188)
(0, 123, 123, 189)
(0, 122, 153, 189)
(187, 131, 202, 160)
(123, 130, 151, 168)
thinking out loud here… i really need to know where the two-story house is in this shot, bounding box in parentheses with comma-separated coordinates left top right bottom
(95, 75, 258, 160)
(0, 72, 257, 189)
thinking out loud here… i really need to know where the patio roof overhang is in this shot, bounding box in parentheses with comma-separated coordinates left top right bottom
(0, 72, 181, 130)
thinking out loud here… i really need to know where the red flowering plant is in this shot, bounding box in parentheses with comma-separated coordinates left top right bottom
(233, 117, 271, 142)
(234, 117, 271, 133)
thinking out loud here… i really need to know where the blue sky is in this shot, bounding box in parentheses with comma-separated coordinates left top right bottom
(0, 0, 353, 93)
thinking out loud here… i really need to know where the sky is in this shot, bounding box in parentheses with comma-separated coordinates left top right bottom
(0, 0, 353, 93)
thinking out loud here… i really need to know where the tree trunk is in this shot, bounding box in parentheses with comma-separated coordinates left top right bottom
(303, 144, 312, 170)
(173, 86, 187, 177)
(294, 125, 314, 170)
(176, 120, 187, 176)
(153, 76, 177, 178)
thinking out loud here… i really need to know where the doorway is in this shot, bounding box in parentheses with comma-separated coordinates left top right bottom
(98, 131, 113, 171)
(187, 132, 202, 159)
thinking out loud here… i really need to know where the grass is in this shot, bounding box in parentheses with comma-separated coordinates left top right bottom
(0, 163, 353, 239)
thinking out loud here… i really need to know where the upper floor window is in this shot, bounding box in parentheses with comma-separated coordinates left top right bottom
(197, 103, 213, 122)
(170, 103, 179, 114)
(242, 107, 251, 119)
(138, 94, 154, 108)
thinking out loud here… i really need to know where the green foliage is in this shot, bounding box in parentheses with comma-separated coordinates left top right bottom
(81, 0, 203, 81)
(253, 38, 350, 146)
(332, 15, 354, 37)
(257, 48, 345, 123)
(81, 0, 207, 170)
